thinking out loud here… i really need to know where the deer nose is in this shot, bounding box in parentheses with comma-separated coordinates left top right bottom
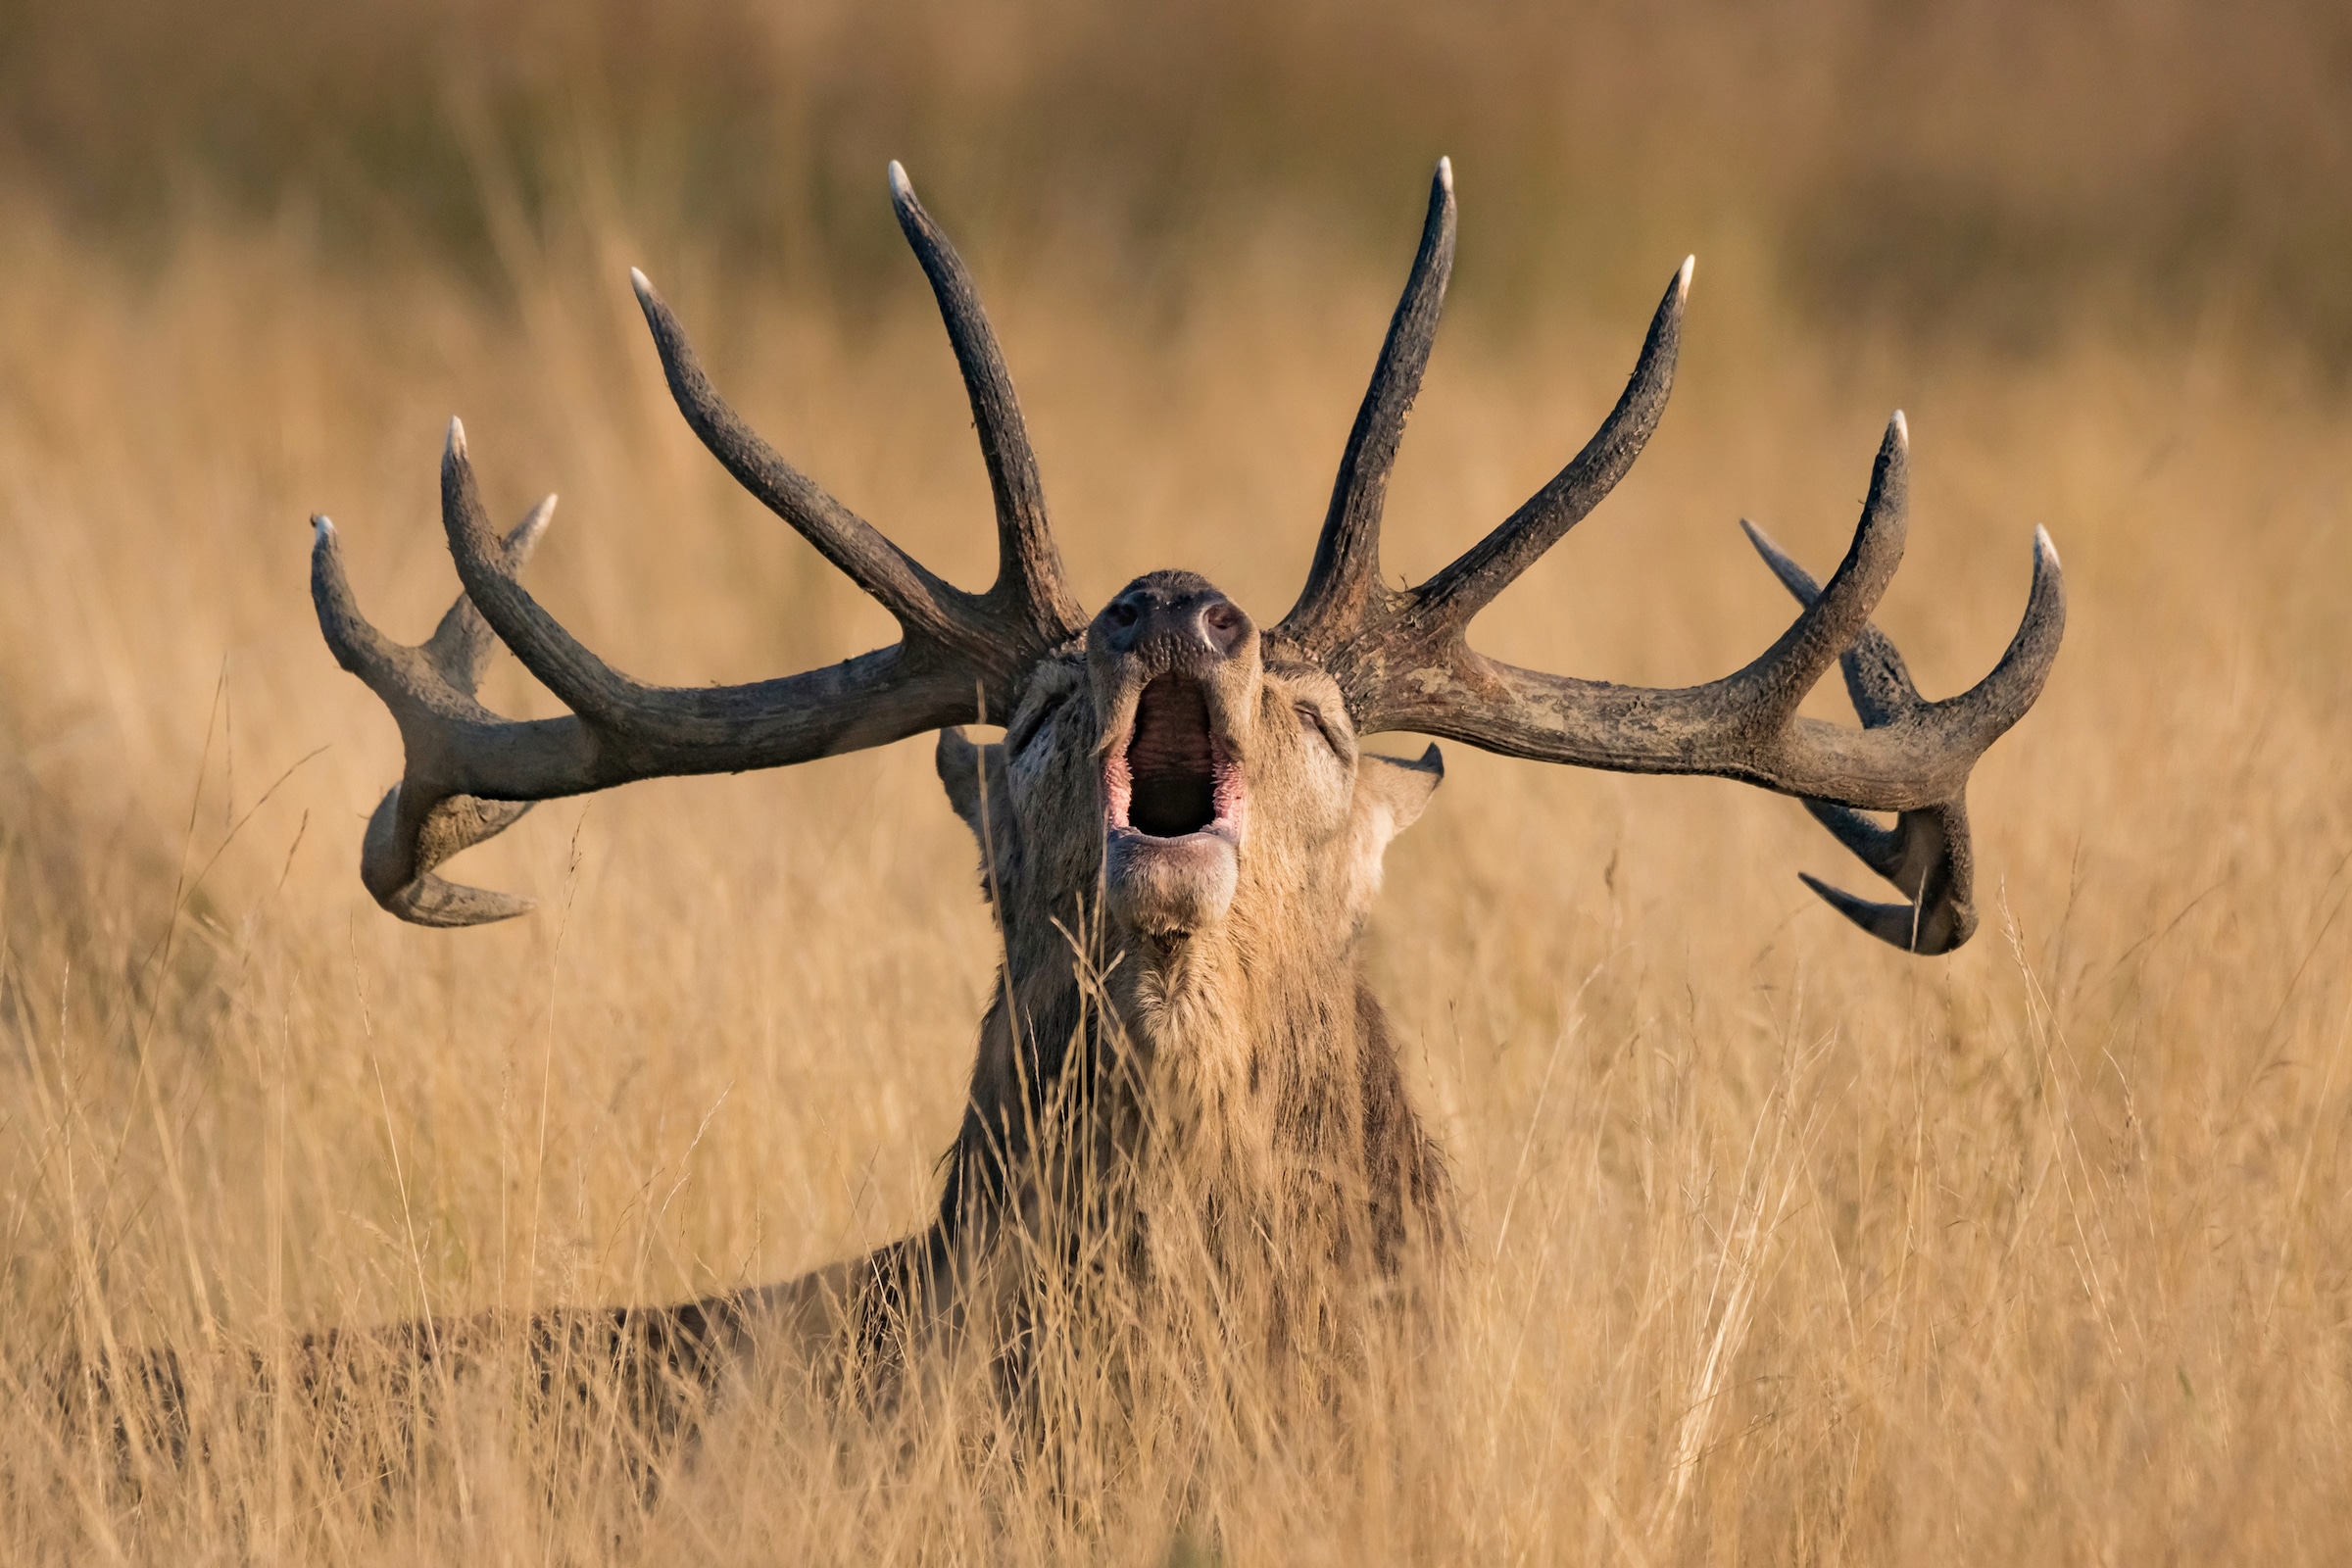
(1103, 588, 1253, 662)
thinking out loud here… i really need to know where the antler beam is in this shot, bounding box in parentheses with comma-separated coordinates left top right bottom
(1348, 414, 2065, 811)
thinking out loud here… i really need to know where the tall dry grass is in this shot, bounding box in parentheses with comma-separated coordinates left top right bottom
(2, 104, 2351, 1562)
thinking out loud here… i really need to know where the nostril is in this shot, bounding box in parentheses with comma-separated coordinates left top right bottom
(1109, 603, 1140, 630)
(1200, 601, 1248, 653)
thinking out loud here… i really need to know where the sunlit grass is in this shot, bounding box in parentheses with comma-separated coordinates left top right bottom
(1, 173, 2348, 1561)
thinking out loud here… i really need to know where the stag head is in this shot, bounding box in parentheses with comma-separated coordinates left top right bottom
(937, 569, 1441, 952)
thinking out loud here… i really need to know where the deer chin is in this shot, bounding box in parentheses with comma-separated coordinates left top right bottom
(1104, 824, 1240, 936)
(1101, 673, 1248, 936)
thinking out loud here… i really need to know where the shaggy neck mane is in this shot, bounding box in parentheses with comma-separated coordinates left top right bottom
(932, 869, 1446, 1290)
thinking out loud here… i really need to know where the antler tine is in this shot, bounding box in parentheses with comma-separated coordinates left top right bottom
(1736, 507, 2065, 955)
(889, 161, 1086, 645)
(1740, 514, 1922, 729)
(420, 492, 554, 695)
(311, 515, 408, 694)
(361, 789, 539, 927)
(439, 418, 653, 736)
(1408, 254, 1690, 636)
(1715, 413, 1909, 727)
(1738, 511, 1964, 949)
(1933, 526, 2067, 750)
(312, 507, 564, 926)
(1797, 808, 1977, 952)
(1277, 158, 1457, 657)
(1348, 412, 1918, 781)
(1735, 500, 2064, 779)
(314, 498, 552, 714)
(627, 269, 974, 655)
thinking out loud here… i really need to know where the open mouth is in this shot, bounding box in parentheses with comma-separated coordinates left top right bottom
(1103, 675, 1246, 841)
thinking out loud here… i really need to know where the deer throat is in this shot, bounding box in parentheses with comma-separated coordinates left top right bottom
(1102, 674, 1246, 936)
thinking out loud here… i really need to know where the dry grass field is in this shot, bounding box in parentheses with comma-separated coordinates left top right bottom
(3, 3, 2351, 1562)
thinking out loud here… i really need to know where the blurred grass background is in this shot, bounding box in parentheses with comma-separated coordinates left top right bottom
(9, 0, 2350, 362)
(2, 1, 2350, 1561)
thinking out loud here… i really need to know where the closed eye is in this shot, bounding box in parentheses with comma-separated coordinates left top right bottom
(1296, 701, 1345, 755)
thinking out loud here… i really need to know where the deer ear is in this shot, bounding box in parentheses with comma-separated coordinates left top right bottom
(1355, 744, 1444, 838)
(936, 728, 1010, 846)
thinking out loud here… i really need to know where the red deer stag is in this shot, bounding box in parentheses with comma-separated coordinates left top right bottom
(305, 159, 2064, 1414)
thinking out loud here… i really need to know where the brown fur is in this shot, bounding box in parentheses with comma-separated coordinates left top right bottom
(907, 573, 1453, 1397)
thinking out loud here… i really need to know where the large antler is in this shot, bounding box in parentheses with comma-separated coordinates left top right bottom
(313, 163, 1081, 926)
(1276, 161, 2066, 954)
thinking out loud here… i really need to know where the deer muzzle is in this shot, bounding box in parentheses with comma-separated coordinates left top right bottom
(1089, 572, 1259, 937)
(1102, 673, 1246, 934)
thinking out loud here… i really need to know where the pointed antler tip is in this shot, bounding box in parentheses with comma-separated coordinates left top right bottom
(1889, 408, 1909, 447)
(2034, 524, 2061, 567)
(445, 416, 466, 459)
(887, 160, 913, 202)
(1738, 514, 1821, 604)
(517, 493, 558, 541)
(628, 267, 654, 301)
(1798, 868, 1879, 922)
(1435, 156, 1453, 192)
(1677, 255, 1694, 297)
(312, 514, 334, 541)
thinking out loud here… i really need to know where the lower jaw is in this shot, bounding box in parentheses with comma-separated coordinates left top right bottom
(1104, 823, 1240, 937)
